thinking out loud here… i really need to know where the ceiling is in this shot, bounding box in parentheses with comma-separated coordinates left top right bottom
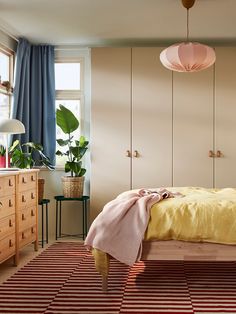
(0, 0, 235, 46)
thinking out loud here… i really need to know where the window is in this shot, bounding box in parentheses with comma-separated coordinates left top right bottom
(0, 47, 14, 145)
(55, 59, 84, 166)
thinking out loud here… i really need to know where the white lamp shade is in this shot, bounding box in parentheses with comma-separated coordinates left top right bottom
(0, 118, 25, 134)
(160, 42, 216, 72)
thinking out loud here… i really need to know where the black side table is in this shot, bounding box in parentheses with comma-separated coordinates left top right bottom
(38, 199, 50, 248)
(54, 195, 89, 240)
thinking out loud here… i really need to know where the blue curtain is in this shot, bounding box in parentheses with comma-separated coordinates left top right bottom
(12, 38, 56, 164)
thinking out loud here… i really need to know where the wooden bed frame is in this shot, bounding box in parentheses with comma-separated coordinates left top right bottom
(102, 240, 236, 291)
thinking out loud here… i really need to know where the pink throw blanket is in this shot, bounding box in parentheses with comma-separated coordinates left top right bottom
(85, 189, 181, 266)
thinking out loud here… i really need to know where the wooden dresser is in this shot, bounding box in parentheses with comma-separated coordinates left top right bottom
(0, 169, 39, 265)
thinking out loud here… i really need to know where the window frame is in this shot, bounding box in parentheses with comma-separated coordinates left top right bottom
(0, 44, 14, 118)
(55, 56, 85, 168)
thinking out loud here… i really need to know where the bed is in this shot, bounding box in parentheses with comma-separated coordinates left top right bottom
(85, 187, 236, 291)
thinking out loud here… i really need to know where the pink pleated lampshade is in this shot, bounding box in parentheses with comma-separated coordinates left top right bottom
(160, 42, 216, 72)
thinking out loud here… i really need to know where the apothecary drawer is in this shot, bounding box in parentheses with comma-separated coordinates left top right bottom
(18, 172, 37, 192)
(18, 189, 37, 209)
(19, 206, 37, 232)
(0, 195, 15, 219)
(0, 233, 16, 263)
(0, 214, 15, 240)
(0, 176, 15, 197)
(19, 225, 36, 248)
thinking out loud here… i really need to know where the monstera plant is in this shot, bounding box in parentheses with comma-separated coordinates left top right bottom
(56, 104, 89, 197)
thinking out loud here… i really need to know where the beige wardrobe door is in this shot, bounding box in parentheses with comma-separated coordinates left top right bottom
(91, 48, 131, 220)
(173, 68, 214, 187)
(215, 48, 236, 188)
(132, 48, 173, 189)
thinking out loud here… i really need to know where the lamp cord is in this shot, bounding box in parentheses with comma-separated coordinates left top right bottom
(187, 8, 189, 42)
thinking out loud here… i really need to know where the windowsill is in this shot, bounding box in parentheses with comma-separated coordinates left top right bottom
(33, 166, 65, 171)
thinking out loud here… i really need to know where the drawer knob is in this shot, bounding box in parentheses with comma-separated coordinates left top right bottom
(9, 239, 13, 247)
(31, 209, 35, 217)
(22, 214, 26, 221)
(31, 192, 35, 200)
(0, 201, 2, 207)
(31, 175, 36, 182)
(9, 199, 13, 207)
(22, 177, 27, 184)
(9, 219, 13, 227)
(22, 232, 25, 239)
(22, 195, 26, 202)
(9, 179, 13, 187)
(31, 227, 35, 234)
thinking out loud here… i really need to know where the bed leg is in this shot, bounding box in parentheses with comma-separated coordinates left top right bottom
(102, 275, 108, 292)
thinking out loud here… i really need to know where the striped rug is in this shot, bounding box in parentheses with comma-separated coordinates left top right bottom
(0, 242, 236, 313)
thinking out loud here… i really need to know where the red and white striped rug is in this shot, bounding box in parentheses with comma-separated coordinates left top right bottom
(0, 242, 236, 314)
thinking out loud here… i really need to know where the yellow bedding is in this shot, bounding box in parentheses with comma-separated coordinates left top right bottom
(145, 187, 236, 244)
(92, 187, 236, 275)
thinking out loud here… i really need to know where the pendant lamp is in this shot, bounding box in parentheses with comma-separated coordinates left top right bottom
(160, 0, 216, 72)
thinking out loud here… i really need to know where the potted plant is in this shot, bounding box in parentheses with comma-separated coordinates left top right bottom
(56, 104, 89, 198)
(9, 140, 54, 202)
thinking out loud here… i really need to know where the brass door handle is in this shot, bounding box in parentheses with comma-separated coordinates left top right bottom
(216, 150, 222, 158)
(126, 150, 131, 157)
(208, 150, 215, 158)
(133, 150, 139, 158)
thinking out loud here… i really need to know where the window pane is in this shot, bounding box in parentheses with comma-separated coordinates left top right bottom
(0, 52, 10, 82)
(55, 63, 80, 90)
(56, 100, 81, 165)
(0, 94, 10, 118)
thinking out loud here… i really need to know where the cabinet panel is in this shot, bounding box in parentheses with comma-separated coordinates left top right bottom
(132, 48, 173, 188)
(91, 48, 131, 220)
(173, 68, 214, 187)
(18, 172, 37, 192)
(0, 195, 15, 219)
(215, 48, 236, 188)
(0, 176, 15, 197)
(0, 233, 15, 263)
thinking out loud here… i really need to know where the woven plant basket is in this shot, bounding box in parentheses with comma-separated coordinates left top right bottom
(38, 178, 45, 203)
(61, 176, 84, 198)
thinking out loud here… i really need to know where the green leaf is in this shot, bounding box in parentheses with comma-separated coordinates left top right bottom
(56, 139, 70, 146)
(56, 105, 79, 134)
(23, 142, 43, 151)
(9, 140, 20, 153)
(56, 150, 65, 156)
(75, 136, 89, 148)
(11, 150, 33, 169)
(65, 162, 71, 173)
(79, 168, 86, 177)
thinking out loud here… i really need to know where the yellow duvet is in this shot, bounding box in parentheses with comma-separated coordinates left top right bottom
(145, 187, 236, 244)
(92, 187, 236, 275)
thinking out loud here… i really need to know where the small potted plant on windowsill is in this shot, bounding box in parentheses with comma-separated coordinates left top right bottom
(9, 140, 54, 202)
(56, 104, 89, 198)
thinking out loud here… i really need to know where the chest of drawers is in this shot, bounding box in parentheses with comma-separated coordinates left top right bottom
(0, 170, 39, 265)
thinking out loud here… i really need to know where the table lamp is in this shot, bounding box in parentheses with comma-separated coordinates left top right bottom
(0, 118, 25, 170)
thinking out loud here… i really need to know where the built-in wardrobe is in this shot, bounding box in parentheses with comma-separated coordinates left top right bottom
(90, 47, 236, 220)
